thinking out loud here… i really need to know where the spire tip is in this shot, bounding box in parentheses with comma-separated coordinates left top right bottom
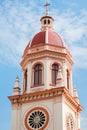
(44, 2, 51, 16)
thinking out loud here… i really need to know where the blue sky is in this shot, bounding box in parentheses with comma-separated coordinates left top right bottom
(0, 0, 87, 130)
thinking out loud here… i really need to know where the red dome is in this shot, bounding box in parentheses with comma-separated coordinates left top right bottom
(30, 30, 64, 47)
(23, 30, 65, 57)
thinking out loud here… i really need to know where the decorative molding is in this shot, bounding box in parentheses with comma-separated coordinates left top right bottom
(21, 44, 73, 68)
(8, 87, 82, 112)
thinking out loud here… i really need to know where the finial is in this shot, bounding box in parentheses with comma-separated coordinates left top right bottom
(56, 67, 63, 80)
(56, 66, 64, 87)
(13, 76, 20, 95)
(14, 76, 19, 88)
(73, 86, 79, 103)
(44, 2, 50, 16)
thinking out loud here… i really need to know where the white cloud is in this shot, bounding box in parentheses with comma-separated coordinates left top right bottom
(81, 115, 87, 130)
(0, 0, 87, 69)
(53, 9, 87, 68)
(53, 9, 87, 44)
(0, 0, 40, 66)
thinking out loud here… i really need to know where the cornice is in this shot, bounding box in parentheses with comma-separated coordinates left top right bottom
(21, 49, 73, 68)
(8, 87, 82, 112)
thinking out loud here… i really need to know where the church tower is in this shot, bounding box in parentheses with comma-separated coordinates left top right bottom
(8, 3, 82, 130)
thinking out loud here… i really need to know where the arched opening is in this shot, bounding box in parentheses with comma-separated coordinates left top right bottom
(44, 19, 46, 25)
(34, 64, 42, 85)
(48, 19, 50, 24)
(66, 114, 74, 130)
(24, 69, 27, 92)
(52, 64, 59, 84)
(67, 69, 70, 89)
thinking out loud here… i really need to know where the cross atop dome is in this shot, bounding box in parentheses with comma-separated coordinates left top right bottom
(40, 2, 54, 31)
(44, 2, 50, 16)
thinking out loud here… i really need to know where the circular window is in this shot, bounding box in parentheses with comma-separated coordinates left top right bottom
(25, 107, 49, 130)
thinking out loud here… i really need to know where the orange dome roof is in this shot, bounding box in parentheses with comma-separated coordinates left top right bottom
(30, 30, 64, 47)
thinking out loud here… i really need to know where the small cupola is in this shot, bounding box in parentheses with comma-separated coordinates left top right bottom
(40, 2, 54, 31)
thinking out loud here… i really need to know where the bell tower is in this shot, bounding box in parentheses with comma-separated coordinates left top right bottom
(8, 3, 82, 130)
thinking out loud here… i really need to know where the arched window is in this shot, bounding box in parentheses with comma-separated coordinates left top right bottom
(44, 19, 46, 25)
(24, 69, 27, 92)
(66, 114, 74, 130)
(48, 19, 50, 24)
(34, 64, 42, 85)
(67, 69, 70, 89)
(52, 64, 59, 84)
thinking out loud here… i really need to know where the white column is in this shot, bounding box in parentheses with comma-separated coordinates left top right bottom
(11, 105, 21, 130)
(62, 61, 67, 88)
(77, 112, 80, 130)
(21, 70, 24, 93)
(45, 29, 48, 43)
(70, 68, 73, 95)
(27, 62, 32, 93)
(43, 58, 50, 89)
(54, 102, 63, 130)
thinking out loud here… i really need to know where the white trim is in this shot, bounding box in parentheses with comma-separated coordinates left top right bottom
(45, 29, 48, 43)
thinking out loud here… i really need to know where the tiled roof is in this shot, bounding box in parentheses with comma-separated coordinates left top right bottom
(30, 30, 64, 47)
